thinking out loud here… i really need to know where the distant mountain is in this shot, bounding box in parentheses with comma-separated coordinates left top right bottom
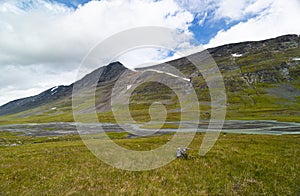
(0, 62, 127, 116)
(0, 85, 72, 116)
(0, 34, 299, 124)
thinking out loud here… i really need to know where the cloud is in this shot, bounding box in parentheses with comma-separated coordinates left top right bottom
(0, 0, 194, 66)
(212, 0, 273, 21)
(0, 0, 195, 105)
(176, 0, 272, 21)
(115, 48, 184, 69)
(205, 0, 300, 48)
(198, 12, 208, 26)
(175, 0, 216, 14)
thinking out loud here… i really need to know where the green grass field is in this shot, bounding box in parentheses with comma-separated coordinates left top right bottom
(1, 131, 299, 195)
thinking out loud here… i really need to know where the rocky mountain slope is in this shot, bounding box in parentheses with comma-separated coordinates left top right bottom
(0, 62, 126, 116)
(0, 34, 299, 124)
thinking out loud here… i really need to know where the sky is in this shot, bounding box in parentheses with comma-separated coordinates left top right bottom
(0, 0, 300, 106)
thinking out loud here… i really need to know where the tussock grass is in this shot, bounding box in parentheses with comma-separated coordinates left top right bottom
(0, 132, 299, 195)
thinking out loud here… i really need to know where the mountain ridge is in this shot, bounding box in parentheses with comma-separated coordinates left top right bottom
(0, 62, 127, 116)
(0, 34, 299, 123)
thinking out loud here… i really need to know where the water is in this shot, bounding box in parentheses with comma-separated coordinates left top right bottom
(0, 120, 299, 137)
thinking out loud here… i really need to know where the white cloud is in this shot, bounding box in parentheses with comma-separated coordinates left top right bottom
(205, 0, 300, 48)
(115, 47, 184, 69)
(0, 0, 194, 66)
(198, 12, 208, 26)
(212, 0, 274, 21)
(175, 0, 216, 14)
(176, 0, 272, 22)
(214, 0, 250, 21)
(0, 0, 195, 105)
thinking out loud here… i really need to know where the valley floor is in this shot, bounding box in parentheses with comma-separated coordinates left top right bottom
(0, 132, 299, 195)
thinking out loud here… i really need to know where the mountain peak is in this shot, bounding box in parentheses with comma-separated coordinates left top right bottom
(106, 61, 124, 68)
(98, 61, 127, 83)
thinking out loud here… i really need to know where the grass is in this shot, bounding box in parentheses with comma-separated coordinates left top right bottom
(0, 131, 299, 195)
(140, 123, 180, 129)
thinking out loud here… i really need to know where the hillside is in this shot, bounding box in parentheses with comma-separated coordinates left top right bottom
(0, 34, 299, 124)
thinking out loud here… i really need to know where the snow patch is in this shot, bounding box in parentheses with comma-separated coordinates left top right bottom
(51, 86, 58, 92)
(51, 107, 57, 110)
(127, 85, 132, 90)
(232, 53, 243, 58)
(292, 58, 300, 61)
(51, 91, 57, 95)
(145, 69, 190, 82)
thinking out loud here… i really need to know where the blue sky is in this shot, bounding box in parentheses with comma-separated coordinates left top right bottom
(0, 0, 300, 105)
(51, 0, 90, 8)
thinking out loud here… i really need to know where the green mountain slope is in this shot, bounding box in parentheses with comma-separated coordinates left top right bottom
(0, 34, 299, 125)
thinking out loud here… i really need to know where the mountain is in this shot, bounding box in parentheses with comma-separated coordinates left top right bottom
(0, 62, 126, 116)
(0, 34, 299, 124)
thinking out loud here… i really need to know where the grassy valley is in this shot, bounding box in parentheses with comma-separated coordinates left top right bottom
(1, 131, 299, 195)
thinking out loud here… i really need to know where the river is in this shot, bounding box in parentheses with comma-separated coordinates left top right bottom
(0, 120, 300, 137)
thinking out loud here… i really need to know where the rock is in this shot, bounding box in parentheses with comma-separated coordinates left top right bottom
(176, 147, 190, 158)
